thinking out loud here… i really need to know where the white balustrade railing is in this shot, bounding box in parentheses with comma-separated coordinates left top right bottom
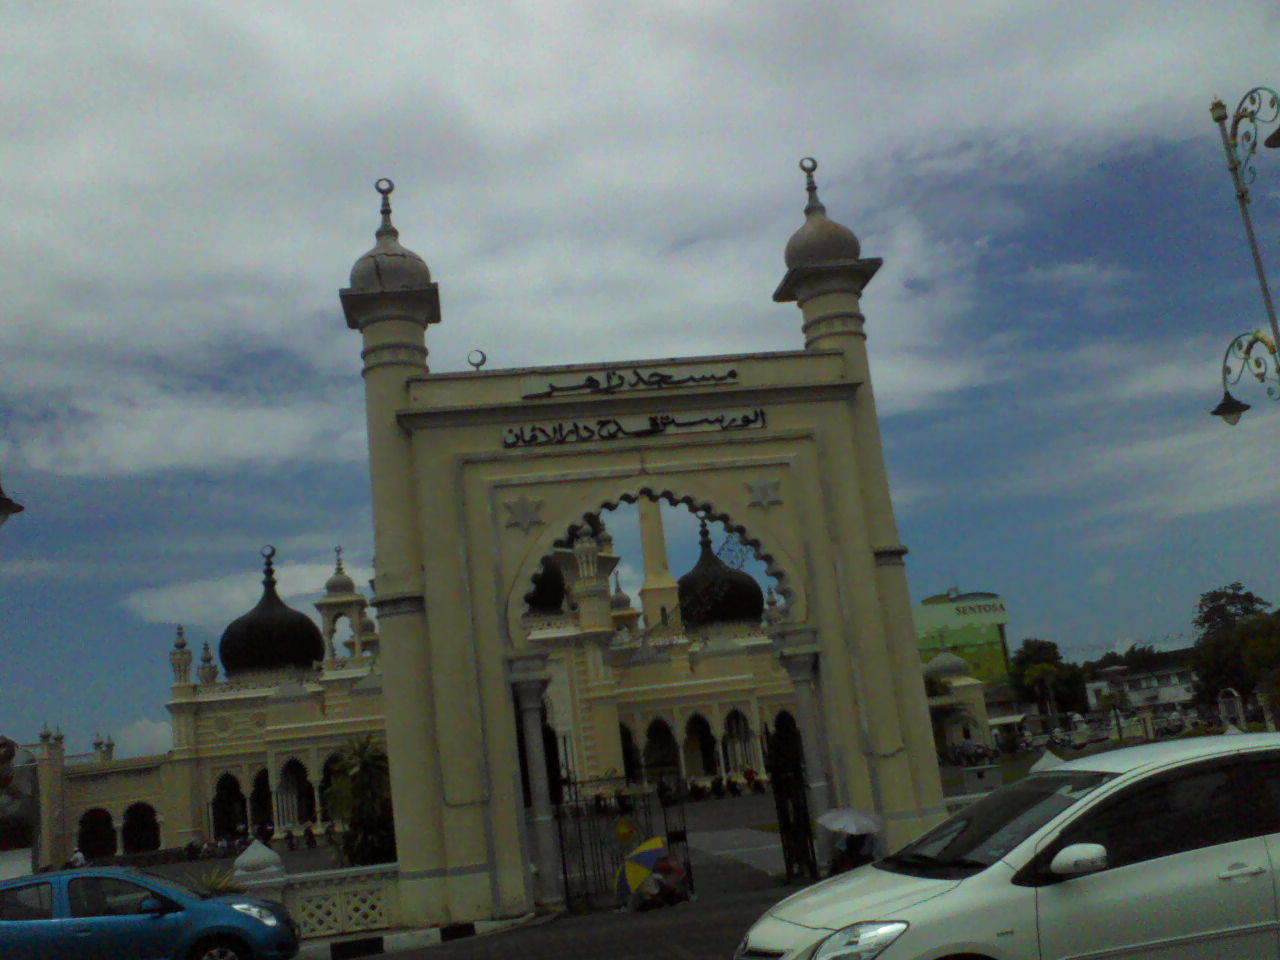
(241, 863, 398, 938)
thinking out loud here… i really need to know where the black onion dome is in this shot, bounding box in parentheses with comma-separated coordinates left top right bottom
(219, 547, 325, 676)
(677, 522, 764, 628)
(524, 556, 566, 613)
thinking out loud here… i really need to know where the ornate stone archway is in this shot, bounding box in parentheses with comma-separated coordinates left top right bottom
(340, 166, 946, 926)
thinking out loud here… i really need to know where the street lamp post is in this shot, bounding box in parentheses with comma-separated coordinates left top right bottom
(0, 469, 22, 531)
(1209, 87, 1280, 424)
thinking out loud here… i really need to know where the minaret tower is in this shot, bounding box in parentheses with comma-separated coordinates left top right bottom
(773, 158, 943, 845)
(340, 180, 445, 924)
(637, 496, 682, 633)
(314, 546, 368, 661)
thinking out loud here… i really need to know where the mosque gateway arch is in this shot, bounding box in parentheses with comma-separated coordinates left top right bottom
(341, 165, 945, 925)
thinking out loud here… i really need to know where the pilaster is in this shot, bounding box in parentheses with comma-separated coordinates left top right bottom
(507, 652, 562, 908)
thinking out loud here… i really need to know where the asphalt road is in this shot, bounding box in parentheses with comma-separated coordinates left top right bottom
(393, 796, 806, 960)
(395, 887, 787, 960)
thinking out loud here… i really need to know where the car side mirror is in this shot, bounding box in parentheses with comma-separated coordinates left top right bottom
(140, 897, 167, 914)
(1049, 843, 1107, 877)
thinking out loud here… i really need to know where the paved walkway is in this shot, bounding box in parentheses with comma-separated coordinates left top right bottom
(300, 799, 804, 960)
(388, 839, 800, 960)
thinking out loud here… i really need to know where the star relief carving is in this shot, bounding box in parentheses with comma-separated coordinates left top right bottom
(746, 478, 783, 511)
(504, 495, 545, 533)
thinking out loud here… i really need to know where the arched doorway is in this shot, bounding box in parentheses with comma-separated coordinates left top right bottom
(249, 770, 273, 829)
(722, 709, 753, 773)
(210, 774, 246, 840)
(642, 718, 679, 784)
(619, 724, 641, 783)
(279, 759, 316, 826)
(121, 803, 160, 854)
(77, 808, 116, 859)
(683, 714, 718, 778)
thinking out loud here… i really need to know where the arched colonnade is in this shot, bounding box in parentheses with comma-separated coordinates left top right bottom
(619, 706, 789, 787)
(207, 753, 346, 840)
(75, 801, 163, 858)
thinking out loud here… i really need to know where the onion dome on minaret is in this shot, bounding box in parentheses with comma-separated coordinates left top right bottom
(324, 546, 356, 596)
(784, 157, 861, 268)
(197, 643, 218, 684)
(611, 573, 632, 610)
(677, 521, 765, 628)
(348, 179, 434, 293)
(340, 178, 441, 333)
(774, 158, 881, 304)
(219, 546, 325, 676)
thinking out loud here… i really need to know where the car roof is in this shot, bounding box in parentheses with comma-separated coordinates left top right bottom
(0, 866, 147, 887)
(1048, 733, 1280, 776)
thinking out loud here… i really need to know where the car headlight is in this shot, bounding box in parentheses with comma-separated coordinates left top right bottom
(812, 922, 907, 960)
(231, 903, 279, 927)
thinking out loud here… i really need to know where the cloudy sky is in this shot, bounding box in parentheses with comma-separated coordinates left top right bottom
(2, 1, 1278, 758)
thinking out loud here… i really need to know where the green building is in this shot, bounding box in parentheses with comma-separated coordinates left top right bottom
(914, 589, 1010, 684)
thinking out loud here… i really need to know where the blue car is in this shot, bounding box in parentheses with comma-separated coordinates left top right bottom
(0, 866, 300, 960)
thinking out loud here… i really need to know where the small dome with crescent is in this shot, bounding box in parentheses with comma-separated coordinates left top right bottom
(348, 178, 434, 293)
(784, 158, 862, 269)
(324, 547, 356, 596)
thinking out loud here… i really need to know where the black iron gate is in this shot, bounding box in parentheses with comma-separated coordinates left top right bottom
(764, 716, 818, 881)
(552, 777, 692, 910)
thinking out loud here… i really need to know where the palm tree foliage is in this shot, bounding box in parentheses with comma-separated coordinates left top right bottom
(322, 735, 396, 866)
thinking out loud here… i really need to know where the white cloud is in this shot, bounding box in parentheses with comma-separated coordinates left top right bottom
(113, 717, 173, 759)
(1016, 260, 1139, 314)
(123, 561, 373, 635)
(1, 2, 1272, 479)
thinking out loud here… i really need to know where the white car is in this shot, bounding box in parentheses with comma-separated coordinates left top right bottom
(736, 733, 1280, 960)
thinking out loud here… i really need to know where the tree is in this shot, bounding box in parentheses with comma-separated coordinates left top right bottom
(1237, 612, 1280, 726)
(322, 735, 396, 866)
(1009, 639, 1087, 720)
(1193, 582, 1270, 637)
(1191, 583, 1272, 707)
(1096, 690, 1129, 741)
(1023, 662, 1063, 720)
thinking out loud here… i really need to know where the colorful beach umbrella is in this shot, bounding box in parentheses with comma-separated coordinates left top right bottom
(615, 835, 667, 901)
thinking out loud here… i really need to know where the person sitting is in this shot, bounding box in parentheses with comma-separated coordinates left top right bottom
(630, 856, 689, 911)
(827, 833, 876, 875)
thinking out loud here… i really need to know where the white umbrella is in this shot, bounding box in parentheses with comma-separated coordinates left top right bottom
(1029, 749, 1063, 773)
(816, 808, 883, 835)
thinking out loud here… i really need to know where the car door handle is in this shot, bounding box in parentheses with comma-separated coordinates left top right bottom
(1218, 863, 1267, 880)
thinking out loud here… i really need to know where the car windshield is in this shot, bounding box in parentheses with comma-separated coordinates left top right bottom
(137, 871, 209, 900)
(879, 770, 1115, 878)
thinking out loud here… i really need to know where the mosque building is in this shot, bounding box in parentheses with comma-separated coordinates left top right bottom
(27, 512, 800, 867)
(28, 547, 387, 865)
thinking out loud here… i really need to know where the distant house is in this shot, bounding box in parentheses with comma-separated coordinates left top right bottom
(1085, 661, 1199, 718)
